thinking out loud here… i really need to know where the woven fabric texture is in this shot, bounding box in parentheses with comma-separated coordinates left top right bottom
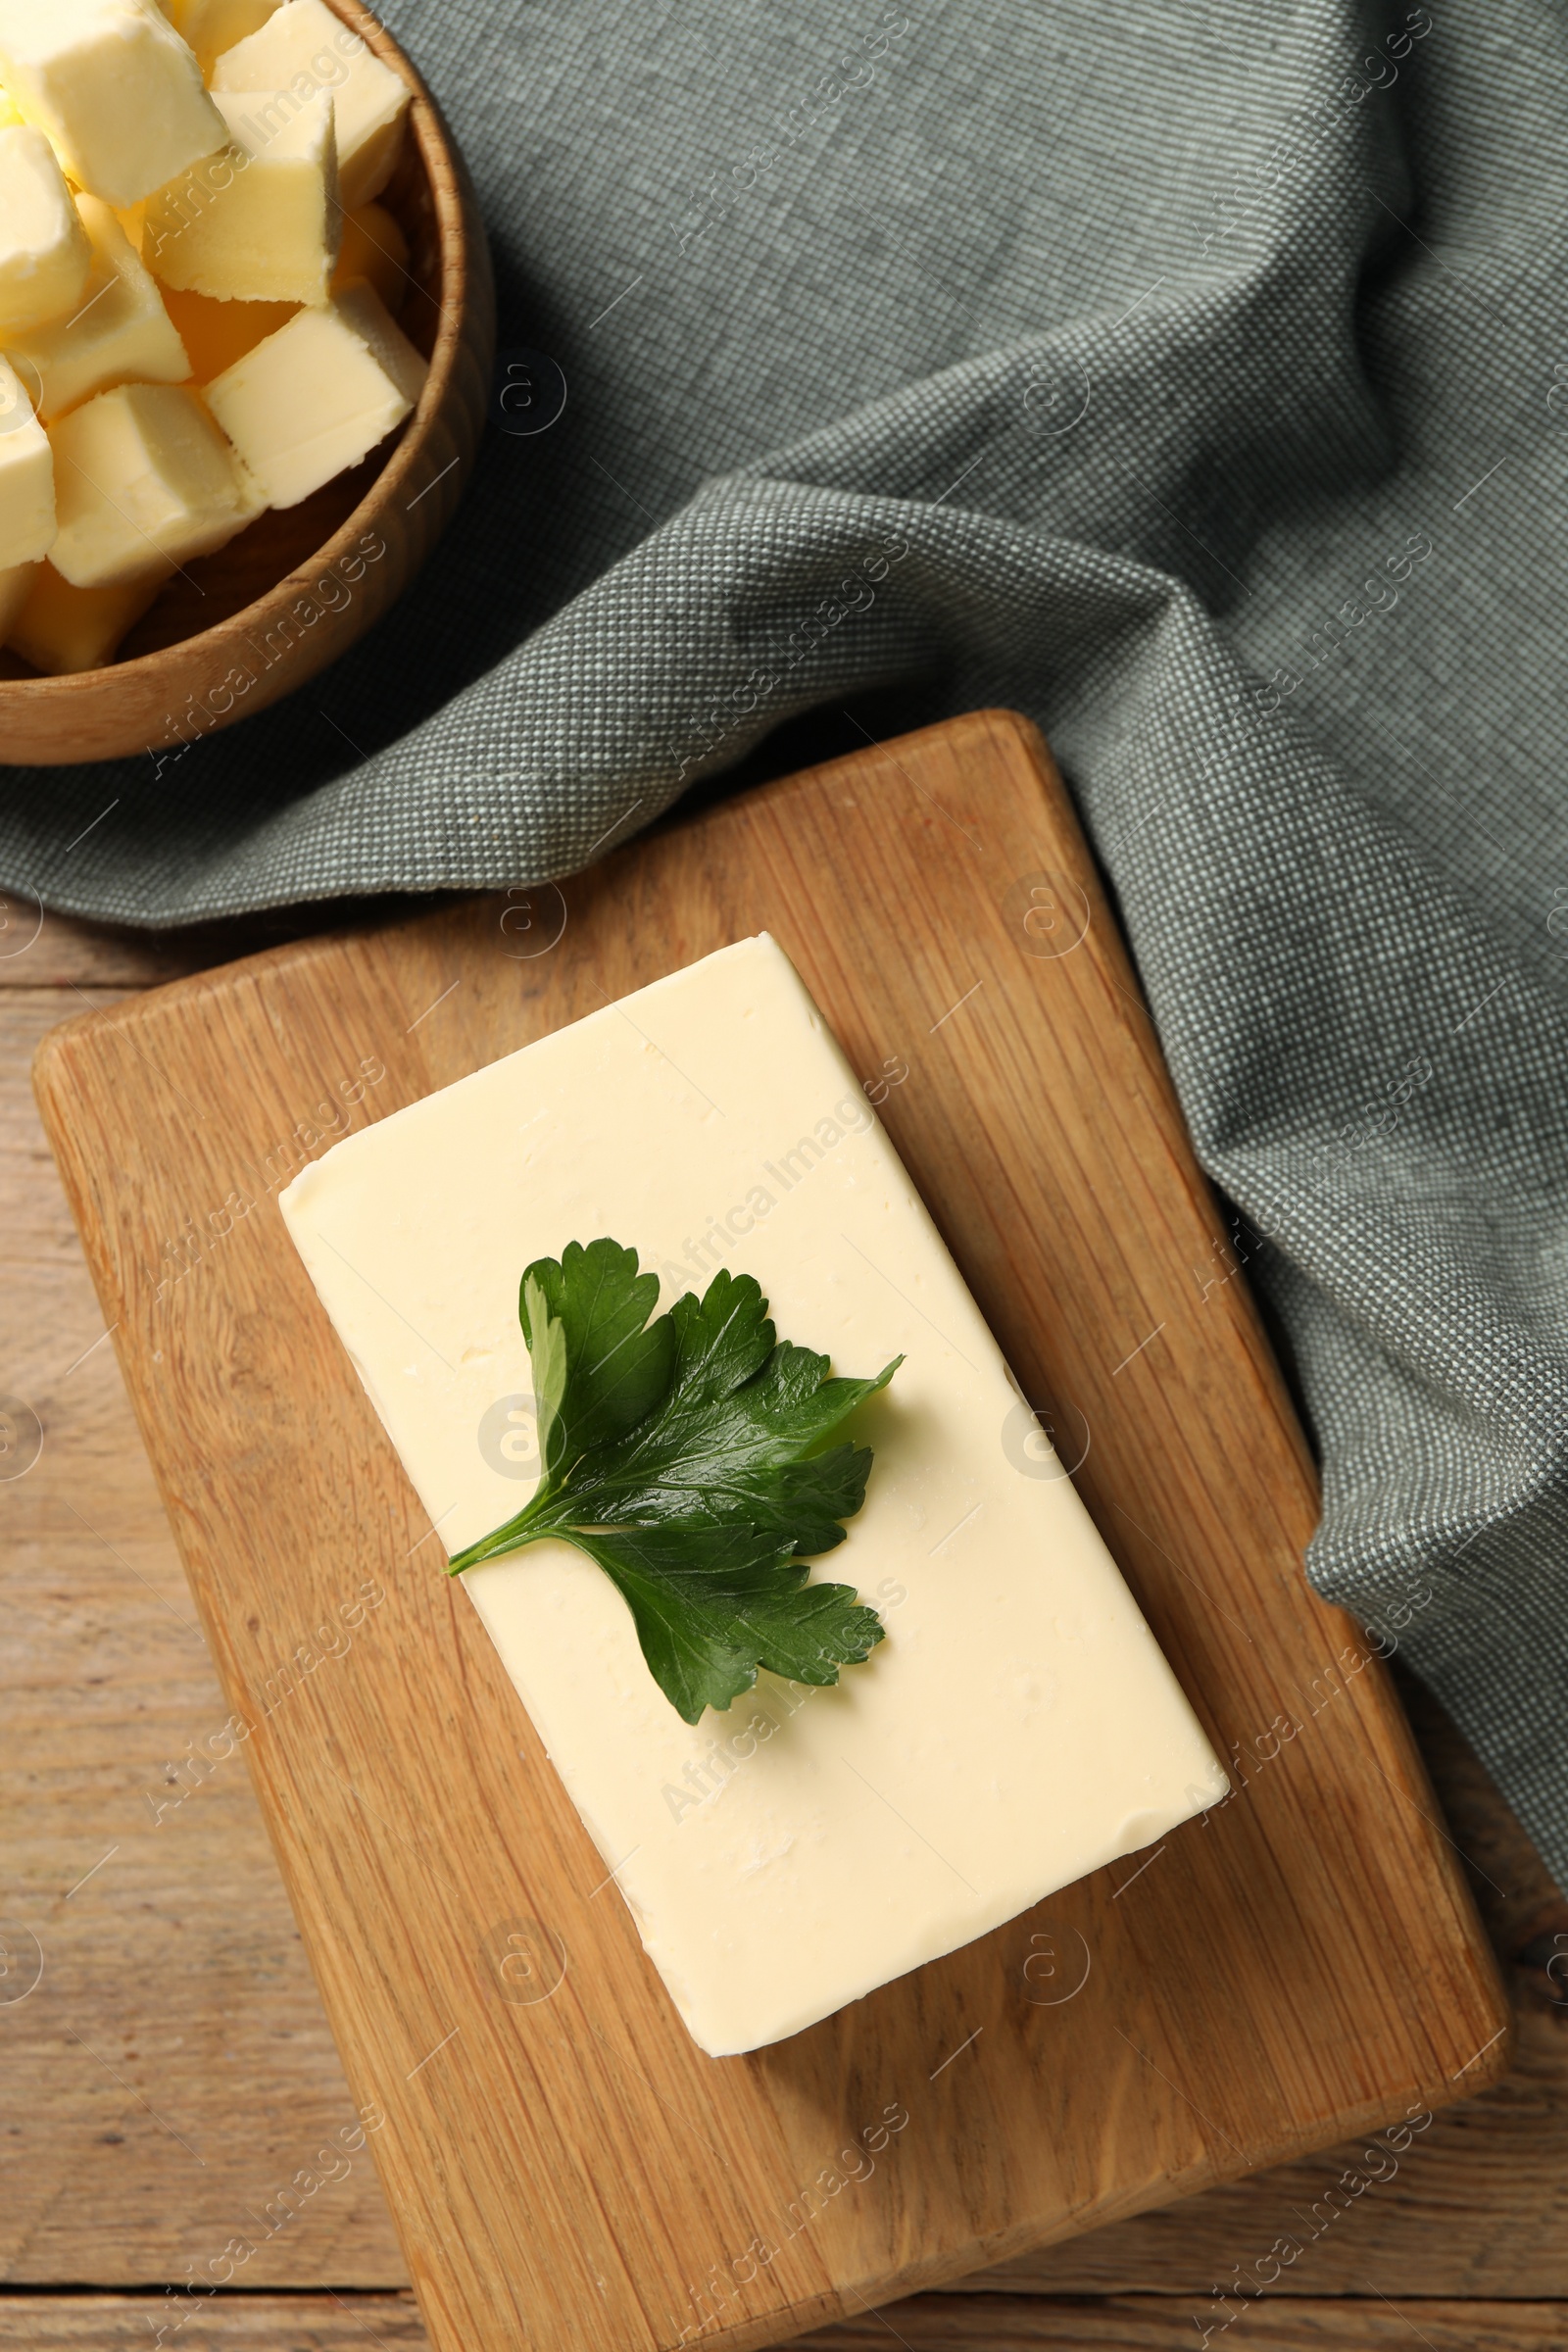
(7, 0, 1568, 1883)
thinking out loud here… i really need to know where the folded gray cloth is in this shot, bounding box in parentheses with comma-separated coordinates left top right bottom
(8, 0, 1567, 1889)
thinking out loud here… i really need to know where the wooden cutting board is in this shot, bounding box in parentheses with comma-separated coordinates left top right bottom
(34, 710, 1507, 2352)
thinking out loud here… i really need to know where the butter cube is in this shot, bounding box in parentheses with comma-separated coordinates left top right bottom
(0, 125, 91, 335)
(213, 0, 410, 209)
(164, 0, 278, 77)
(0, 0, 227, 210)
(205, 279, 425, 509)
(158, 283, 296, 382)
(49, 380, 253, 587)
(281, 938, 1229, 2057)
(8, 556, 167, 670)
(331, 199, 407, 316)
(0, 357, 55, 568)
(9, 195, 190, 422)
(145, 88, 338, 305)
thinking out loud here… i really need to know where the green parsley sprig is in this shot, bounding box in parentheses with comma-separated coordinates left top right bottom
(447, 1238, 901, 1723)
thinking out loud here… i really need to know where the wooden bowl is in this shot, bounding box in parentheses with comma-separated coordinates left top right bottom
(0, 0, 496, 767)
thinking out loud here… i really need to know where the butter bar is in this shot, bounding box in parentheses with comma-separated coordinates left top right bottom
(49, 379, 253, 585)
(212, 0, 409, 209)
(0, 124, 92, 335)
(144, 85, 338, 304)
(0, 0, 226, 209)
(204, 279, 425, 509)
(163, 0, 278, 77)
(10, 195, 190, 421)
(8, 554, 167, 669)
(280, 936, 1227, 2057)
(0, 357, 55, 568)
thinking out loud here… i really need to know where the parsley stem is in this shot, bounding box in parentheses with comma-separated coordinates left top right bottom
(446, 1483, 563, 1576)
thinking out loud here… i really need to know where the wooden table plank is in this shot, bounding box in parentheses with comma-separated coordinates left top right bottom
(0, 986, 405, 2286)
(2, 2297, 1566, 2352)
(0, 2296, 428, 2347)
(802, 2296, 1568, 2350)
(0, 895, 457, 991)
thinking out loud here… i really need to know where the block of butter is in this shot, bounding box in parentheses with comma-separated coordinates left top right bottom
(143, 85, 338, 304)
(0, 356, 55, 569)
(0, 123, 91, 335)
(0, 0, 226, 209)
(280, 936, 1227, 2058)
(205, 280, 425, 508)
(49, 379, 256, 585)
(9, 194, 190, 421)
(212, 0, 409, 210)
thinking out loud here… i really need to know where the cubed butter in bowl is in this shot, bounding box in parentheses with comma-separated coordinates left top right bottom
(0, 0, 226, 209)
(143, 86, 339, 305)
(211, 0, 410, 209)
(0, 357, 56, 570)
(0, 0, 494, 764)
(0, 124, 91, 335)
(9, 194, 191, 421)
(206, 281, 426, 509)
(49, 380, 259, 587)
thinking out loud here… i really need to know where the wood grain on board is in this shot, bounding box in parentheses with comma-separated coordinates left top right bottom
(29, 711, 1509, 2352)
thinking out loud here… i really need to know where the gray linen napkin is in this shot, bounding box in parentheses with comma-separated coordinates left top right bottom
(8, 0, 1568, 1889)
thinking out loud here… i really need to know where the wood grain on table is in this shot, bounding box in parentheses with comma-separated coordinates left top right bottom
(3, 726, 1566, 2349)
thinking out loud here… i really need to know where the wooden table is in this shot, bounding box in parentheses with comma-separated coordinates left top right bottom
(4, 900, 1567, 2352)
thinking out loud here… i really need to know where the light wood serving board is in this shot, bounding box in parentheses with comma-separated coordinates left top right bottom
(34, 710, 1508, 2352)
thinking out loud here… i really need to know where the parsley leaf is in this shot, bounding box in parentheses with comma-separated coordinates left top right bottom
(448, 1238, 901, 1723)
